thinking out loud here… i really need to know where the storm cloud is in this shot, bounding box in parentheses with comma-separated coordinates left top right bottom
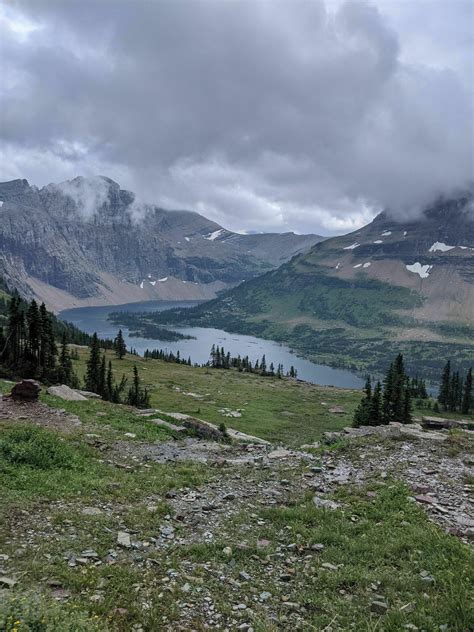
(1, 0, 472, 234)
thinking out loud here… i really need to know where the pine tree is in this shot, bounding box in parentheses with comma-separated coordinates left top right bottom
(85, 333, 102, 393)
(461, 368, 472, 415)
(98, 354, 106, 397)
(57, 332, 73, 386)
(438, 360, 451, 411)
(26, 299, 42, 364)
(382, 363, 394, 423)
(369, 381, 383, 426)
(114, 329, 127, 359)
(127, 365, 150, 408)
(402, 376, 412, 424)
(353, 376, 372, 427)
(39, 302, 56, 378)
(106, 360, 114, 401)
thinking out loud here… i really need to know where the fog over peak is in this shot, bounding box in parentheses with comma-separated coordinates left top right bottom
(1, 0, 472, 235)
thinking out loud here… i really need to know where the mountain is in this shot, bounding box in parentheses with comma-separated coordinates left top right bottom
(0, 176, 322, 312)
(148, 194, 474, 379)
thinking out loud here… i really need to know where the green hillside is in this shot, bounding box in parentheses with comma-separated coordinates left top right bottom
(142, 200, 474, 380)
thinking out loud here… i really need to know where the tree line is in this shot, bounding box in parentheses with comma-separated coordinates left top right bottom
(438, 361, 472, 415)
(353, 354, 413, 427)
(0, 293, 150, 409)
(84, 331, 150, 408)
(209, 344, 297, 378)
(354, 354, 473, 427)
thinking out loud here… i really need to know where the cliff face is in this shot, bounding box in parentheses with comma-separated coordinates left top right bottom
(0, 176, 323, 311)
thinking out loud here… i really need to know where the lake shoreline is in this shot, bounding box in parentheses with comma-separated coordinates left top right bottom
(60, 300, 364, 389)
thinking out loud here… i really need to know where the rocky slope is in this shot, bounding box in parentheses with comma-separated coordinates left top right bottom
(0, 176, 322, 311)
(150, 193, 474, 377)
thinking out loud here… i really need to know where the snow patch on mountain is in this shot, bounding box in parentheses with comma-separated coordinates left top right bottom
(381, 231, 392, 236)
(343, 242, 360, 250)
(205, 229, 225, 241)
(429, 241, 455, 252)
(406, 263, 433, 279)
(373, 240, 383, 244)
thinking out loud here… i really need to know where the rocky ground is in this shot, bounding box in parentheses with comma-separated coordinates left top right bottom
(1, 395, 473, 631)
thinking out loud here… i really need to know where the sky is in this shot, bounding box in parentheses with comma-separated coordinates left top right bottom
(0, 0, 472, 235)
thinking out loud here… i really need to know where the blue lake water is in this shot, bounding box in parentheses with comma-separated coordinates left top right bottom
(60, 300, 364, 389)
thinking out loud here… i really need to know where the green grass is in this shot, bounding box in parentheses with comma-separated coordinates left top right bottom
(177, 481, 473, 631)
(1, 364, 473, 630)
(63, 348, 362, 446)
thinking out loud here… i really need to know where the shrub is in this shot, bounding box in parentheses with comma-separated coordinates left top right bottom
(0, 426, 81, 470)
(0, 592, 107, 631)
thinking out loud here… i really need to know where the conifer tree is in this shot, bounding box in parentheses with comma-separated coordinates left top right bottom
(438, 360, 451, 411)
(353, 376, 372, 427)
(402, 376, 412, 424)
(382, 362, 394, 423)
(461, 368, 472, 415)
(106, 360, 114, 401)
(85, 333, 102, 393)
(114, 329, 127, 359)
(26, 299, 41, 363)
(57, 332, 74, 386)
(39, 302, 56, 377)
(369, 381, 383, 426)
(98, 354, 107, 397)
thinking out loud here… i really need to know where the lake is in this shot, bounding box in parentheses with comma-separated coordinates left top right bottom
(60, 300, 364, 389)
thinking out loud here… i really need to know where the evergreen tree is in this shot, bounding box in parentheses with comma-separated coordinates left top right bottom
(369, 381, 383, 426)
(39, 302, 56, 378)
(353, 376, 372, 427)
(106, 360, 114, 401)
(57, 332, 75, 386)
(382, 363, 394, 423)
(127, 365, 150, 408)
(438, 360, 451, 411)
(402, 376, 412, 424)
(26, 299, 41, 363)
(114, 329, 127, 359)
(98, 354, 106, 397)
(85, 333, 102, 393)
(461, 368, 472, 415)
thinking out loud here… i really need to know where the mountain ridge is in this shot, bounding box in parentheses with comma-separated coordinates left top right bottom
(0, 176, 323, 312)
(146, 193, 474, 378)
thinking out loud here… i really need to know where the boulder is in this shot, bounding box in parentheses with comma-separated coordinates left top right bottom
(78, 390, 102, 399)
(422, 416, 451, 430)
(47, 385, 88, 401)
(152, 419, 187, 433)
(11, 379, 41, 401)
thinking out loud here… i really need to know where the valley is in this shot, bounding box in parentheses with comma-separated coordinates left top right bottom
(143, 195, 474, 380)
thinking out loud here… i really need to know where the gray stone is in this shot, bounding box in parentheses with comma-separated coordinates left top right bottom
(117, 531, 131, 548)
(47, 385, 88, 401)
(313, 496, 341, 510)
(371, 600, 389, 614)
(0, 576, 17, 588)
(11, 379, 41, 401)
(81, 507, 103, 516)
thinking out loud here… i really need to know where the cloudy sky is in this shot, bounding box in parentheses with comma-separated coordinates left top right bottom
(1, 0, 472, 235)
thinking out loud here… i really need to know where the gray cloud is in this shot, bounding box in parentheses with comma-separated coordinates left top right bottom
(0, 0, 472, 234)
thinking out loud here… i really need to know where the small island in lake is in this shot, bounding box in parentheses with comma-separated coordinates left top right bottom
(108, 311, 196, 341)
